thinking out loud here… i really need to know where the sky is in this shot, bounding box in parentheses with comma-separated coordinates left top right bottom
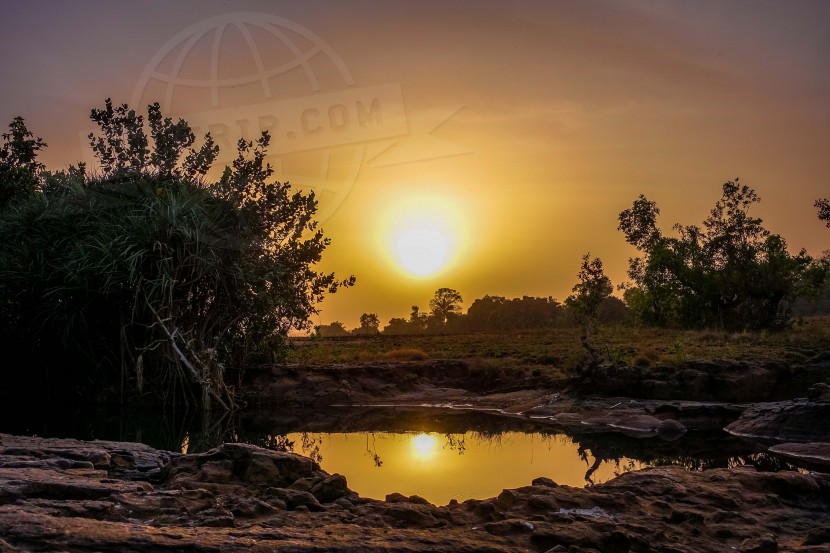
(2, 0, 829, 329)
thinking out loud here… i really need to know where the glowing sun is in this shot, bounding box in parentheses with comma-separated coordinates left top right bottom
(393, 228, 451, 276)
(376, 189, 468, 279)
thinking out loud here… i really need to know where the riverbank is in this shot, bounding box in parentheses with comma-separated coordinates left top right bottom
(4, 323, 830, 551)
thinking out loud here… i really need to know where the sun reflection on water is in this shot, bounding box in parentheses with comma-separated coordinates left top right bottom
(275, 431, 647, 505)
(411, 433, 437, 459)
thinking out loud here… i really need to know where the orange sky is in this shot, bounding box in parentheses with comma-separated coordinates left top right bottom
(2, 1, 829, 329)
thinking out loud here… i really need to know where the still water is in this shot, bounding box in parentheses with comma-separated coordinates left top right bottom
(4, 404, 797, 506)
(224, 431, 645, 504)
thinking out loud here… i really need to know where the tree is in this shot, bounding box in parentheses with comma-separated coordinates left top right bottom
(565, 254, 613, 339)
(315, 321, 349, 337)
(408, 305, 427, 333)
(382, 317, 412, 335)
(466, 295, 564, 331)
(816, 198, 830, 227)
(428, 288, 463, 325)
(0, 100, 353, 411)
(619, 179, 827, 330)
(357, 313, 380, 335)
(0, 117, 46, 207)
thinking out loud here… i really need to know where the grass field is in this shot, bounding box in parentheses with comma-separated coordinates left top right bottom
(287, 317, 830, 375)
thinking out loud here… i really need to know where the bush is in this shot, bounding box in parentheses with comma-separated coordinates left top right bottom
(0, 101, 353, 410)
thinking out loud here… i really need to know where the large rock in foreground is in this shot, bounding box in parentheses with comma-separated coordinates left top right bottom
(1, 433, 830, 552)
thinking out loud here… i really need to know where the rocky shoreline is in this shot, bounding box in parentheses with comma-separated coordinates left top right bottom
(2, 432, 830, 553)
(3, 358, 830, 552)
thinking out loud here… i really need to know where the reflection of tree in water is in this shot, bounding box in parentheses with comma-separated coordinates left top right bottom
(649, 452, 799, 473)
(365, 433, 383, 467)
(443, 433, 466, 454)
(253, 432, 324, 464)
(444, 430, 517, 455)
(571, 431, 802, 485)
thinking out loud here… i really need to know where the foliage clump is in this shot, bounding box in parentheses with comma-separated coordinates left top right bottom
(0, 100, 352, 410)
(618, 180, 827, 330)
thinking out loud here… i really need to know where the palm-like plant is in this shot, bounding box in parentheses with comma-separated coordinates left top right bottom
(0, 100, 353, 411)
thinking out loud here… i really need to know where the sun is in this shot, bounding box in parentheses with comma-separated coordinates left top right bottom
(377, 191, 467, 279)
(393, 227, 450, 276)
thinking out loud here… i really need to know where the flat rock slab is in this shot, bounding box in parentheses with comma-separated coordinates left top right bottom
(769, 442, 830, 468)
(725, 399, 830, 442)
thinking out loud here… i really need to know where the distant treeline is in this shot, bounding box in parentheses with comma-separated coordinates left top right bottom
(322, 178, 830, 337)
(316, 290, 630, 337)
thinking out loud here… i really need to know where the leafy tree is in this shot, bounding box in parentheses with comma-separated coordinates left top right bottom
(408, 305, 428, 333)
(382, 317, 413, 335)
(0, 117, 46, 207)
(817, 198, 830, 227)
(428, 287, 463, 325)
(565, 254, 613, 339)
(619, 180, 827, 329)
(466, 295, 564, 331)
(315, 321, 349, 337)
(356, 313, 380, 335)
(0, 101, 352, 411)
(597, 296, 630, 324)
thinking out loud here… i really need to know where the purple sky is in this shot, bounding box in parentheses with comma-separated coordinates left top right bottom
(2, 1, 829, 326)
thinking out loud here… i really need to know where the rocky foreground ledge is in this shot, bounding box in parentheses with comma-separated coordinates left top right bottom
(1, 434, 829, 553)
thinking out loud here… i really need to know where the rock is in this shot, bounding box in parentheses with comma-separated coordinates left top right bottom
(264, 488, 324, 511)
(163, 442, 317, 491)
(309, 474, 349, 503)
(2, 434, 830, 552)
(740, 534, 777, 553)
(229, 498, 277, 518)
(656, 419, 687, 440)
(473, 500, 500, 521)
(768, 442, 830, 468)
(484, 519, 534, 536)
(289, 476, 319, 492)
(201, 508, 235, 527)
(496, 489, 518, 509)
(807, 382, 830, 402)
(804, 526, 830, 545)
(531, 477, 559, 488)
(334, 497, 354, 510)
(383, 504, 440, 528)
(725, 399, 830, 442)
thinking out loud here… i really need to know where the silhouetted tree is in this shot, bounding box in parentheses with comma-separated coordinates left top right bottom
(619, 179, 827, 329)
(564, 254, 612, 370)
(0, 100, 353, 411)
(817, 198, 830, 227)
(382, 317, 413, 335)
(408, 305, 428, 332)
(429, 287, 463, 325)
(466, 295, 564, 331)
(0, 117, 46, 207)
(356, 313, 380, 335)
(315, 321, 349, 337)
(597, 296, 630, 324)
(565, 254, 613, 340)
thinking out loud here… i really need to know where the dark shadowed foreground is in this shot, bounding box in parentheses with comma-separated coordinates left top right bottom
(1, 433, 829, 553)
